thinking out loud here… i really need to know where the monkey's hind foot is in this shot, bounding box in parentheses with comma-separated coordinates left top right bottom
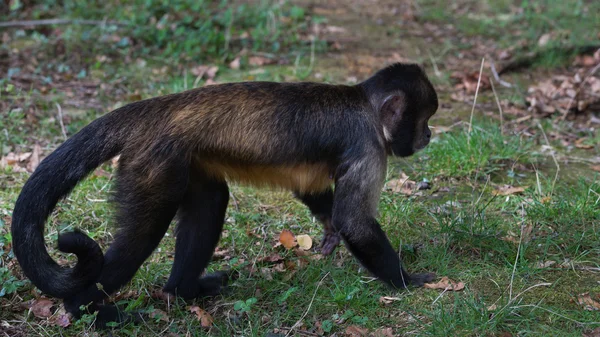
(164, 270, 233, 300)
(320, 232, 341, 256)
(196, 271, 232, 297)
(408, 272, 436, 287)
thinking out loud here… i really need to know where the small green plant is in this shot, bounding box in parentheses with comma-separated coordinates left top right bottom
(277, 286, 298, 304)
(0, 267, 26, 297)
(233, 297, 258, 313)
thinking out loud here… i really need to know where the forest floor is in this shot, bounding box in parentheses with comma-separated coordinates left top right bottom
(1, 1, 599, 336)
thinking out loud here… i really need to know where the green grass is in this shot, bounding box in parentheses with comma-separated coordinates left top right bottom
(417, 0, 600, 68)
(2, 1, 600, 336)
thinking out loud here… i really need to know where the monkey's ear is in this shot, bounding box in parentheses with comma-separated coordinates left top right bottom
(380, 93, 406, 118)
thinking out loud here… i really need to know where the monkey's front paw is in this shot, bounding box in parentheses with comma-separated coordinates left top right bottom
(408, 272, 436, 287)
(320, 232, 341, 255)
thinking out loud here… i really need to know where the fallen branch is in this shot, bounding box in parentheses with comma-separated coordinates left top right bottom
(0, 19, 128, 28)
(497, 44, 600, 75)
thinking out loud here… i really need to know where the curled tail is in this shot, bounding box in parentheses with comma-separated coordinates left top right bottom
(11, 104, 138, 299)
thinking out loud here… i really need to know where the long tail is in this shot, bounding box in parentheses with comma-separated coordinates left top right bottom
(11, 102, 143, 299)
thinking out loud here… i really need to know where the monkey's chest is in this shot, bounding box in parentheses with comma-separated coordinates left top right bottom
(197, 160, 333, 193)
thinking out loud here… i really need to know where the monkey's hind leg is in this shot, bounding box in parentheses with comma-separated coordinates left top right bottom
(163, 172, 230, 299)
(294, 189, 340, 255)
(64, 148, 189, 327)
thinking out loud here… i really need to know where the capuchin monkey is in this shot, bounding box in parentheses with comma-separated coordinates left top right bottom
(11, 63, 438, 326)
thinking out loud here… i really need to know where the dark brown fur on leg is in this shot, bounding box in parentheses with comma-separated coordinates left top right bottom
(65, 142, 189, 326)
(163, 170, 230, 299)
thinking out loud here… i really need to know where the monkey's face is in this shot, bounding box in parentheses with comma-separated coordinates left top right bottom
(380, 91, 437, 158)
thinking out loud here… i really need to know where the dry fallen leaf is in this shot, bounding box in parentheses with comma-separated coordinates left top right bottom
(296, 234, 313, 250)
(149, 308, 169, 322)
(345, 325, 369, 336)
(592, 165, 600, 173)
(229, 57, 241, 70)
(492, 185, 527, 196)
(386, 173, 416, 195)
(259, 253, 284, 263)
(502, 223, 534, 244)
(248, 56, 276, 66)
(373, 327, 395, 337)
(379, 296, 402, 305)
(279, 229, 298, 249)
(189, 306, 213, 328)
(487, 304, 497, 311)
(26, 144, 41, 172)
(576, 293, 600, 311)
(50, 306, 71, 327)
(535, 260, 556, 269)
(424, 276, 465, 291)
(575, 138, 594, 150)
(31, 298, 54, 318)
(583, 327, 600, 337)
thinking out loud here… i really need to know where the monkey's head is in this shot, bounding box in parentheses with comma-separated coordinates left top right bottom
(361, 63, 439, 157)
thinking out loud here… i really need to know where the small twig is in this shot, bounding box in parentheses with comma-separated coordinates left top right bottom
(431, 288, 448, 305)
(489, 59, 513, 88)
(537, 122, 560, 196)
(489, 78, 504, 135)
(55, 102, 67, 140)
(427, 50, 442, 78)
(509, 208, 525, 300)
(468, 58, 485, 137)
(278, 328, 319, 337)
(285, 272, 329, 337)
(0, 19, 127, 28)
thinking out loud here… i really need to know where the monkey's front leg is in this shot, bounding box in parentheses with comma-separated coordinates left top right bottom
(332, 159, 435, 288)
(294, 189, 341, 255)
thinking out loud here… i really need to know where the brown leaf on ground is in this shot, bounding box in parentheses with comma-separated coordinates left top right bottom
(149, 308, 169, 322)
(492, 185, 527, 196)
(487, 304, 497, 311)
(373, 327, 395, 337)
(583, 327, 600, 337)
(1, 152, 31, 166)
(386, 173, 416, 195)
(345, 325, 369, 336)
(502, 223, 534, 244)
(191, 65, 219, 80)
(26, 144, 41, 172)
(189, 306, 213, 328)
(248, 56, 276, 66)
(50, 306, 71, 327)
(1, 152, 32, 172)
(451, 70, 491, 93)
(576, 293, 600, 311)
(592, 165, 600, 173)
(535, 260, 556, 269)
(31, 298, 54, 318)
(526, 70, 600, 118)
(212, 246, 232, 260)
(379, 296, 402, 305)
(575, 138, 595, 150)
(229, 57, 241, 70)
(279, 229, 298, 249)
(424, 276, 465, 291)
(296, 234, 313, 250)
(259, 253, 284, 263)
